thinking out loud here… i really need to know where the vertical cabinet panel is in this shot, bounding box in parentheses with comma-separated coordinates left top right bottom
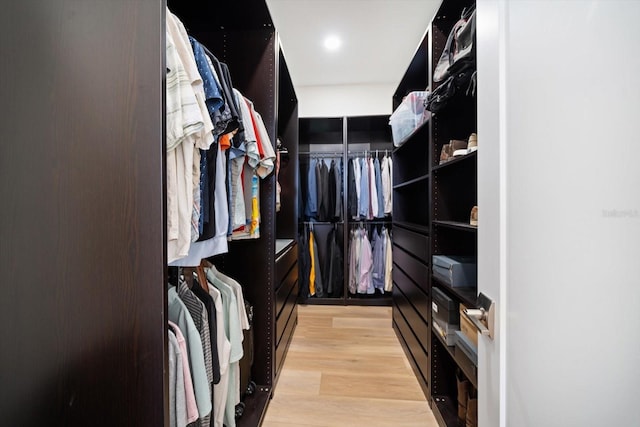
(0, 1, 166, 425)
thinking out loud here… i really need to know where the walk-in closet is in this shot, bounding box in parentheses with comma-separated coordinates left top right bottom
(3, 1, 640, 426)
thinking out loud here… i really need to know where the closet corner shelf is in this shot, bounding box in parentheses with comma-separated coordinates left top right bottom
(393, 221, 430, 235)
(432, 220, 477, 232)
(431, 150, 477, 172)
(432, 395, 459, 427)
(392, 119, 430, 154)
(432, 276, 477, 308)
(393, 174, 430, 190)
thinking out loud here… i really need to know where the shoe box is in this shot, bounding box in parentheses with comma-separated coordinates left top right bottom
(432, 255, 477, 287)
(455, 330, 478, 379)
(459, 303, 478, 348)
(432, 286, 460, 345)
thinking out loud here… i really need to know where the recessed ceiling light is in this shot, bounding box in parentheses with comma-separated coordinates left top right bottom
(324, 35, 342, 51)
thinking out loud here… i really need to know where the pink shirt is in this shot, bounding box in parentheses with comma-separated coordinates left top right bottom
(169, 321, 199, 423)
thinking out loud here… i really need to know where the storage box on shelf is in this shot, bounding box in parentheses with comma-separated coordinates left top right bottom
(389, 91, 430, 147)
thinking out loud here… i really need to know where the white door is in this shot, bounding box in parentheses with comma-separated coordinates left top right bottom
(477, 1, 640, 426)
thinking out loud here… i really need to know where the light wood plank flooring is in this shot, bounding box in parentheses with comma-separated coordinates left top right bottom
(262, 305, 438, 427)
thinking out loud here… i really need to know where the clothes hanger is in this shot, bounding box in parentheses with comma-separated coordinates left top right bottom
(196, 259, 209, 292)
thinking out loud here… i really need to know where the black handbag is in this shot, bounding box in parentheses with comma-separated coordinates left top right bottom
(433, 5, 476, 83)
(425, 67, 477, 114)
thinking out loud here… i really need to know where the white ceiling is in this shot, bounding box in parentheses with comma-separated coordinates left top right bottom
(266, 0, 441, 89)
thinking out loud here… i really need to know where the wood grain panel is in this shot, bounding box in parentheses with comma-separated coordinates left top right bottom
(0, 1, 165, 425)
(393, 265, 430, 323)
(393, 244, 430, 293)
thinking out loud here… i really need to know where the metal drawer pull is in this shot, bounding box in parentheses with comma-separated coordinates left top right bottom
(462, 293, 495, 339)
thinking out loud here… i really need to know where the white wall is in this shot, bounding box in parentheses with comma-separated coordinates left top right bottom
(478, 1, 640, 426)
(297, 83, 395, 118)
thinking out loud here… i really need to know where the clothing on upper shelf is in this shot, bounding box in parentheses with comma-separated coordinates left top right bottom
(167, 9, 278, 265)
(347, 154, 392, 220)
(301, 156, 342, 222)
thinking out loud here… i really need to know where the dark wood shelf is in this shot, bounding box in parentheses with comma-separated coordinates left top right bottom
(392, 119, 430, 154)
(432, 329, 477, 389)
(236, 387, 272, 427)
(300, 297, 346, 305)
(433, 220, 477, 232)
(347, 294, 392, 306)
(432, 277, 477, 308)
(394, 174, 430, 190)
(393, 221, 430, 235)
(432, 151, 477, 172)
(432, 395, 460, 427)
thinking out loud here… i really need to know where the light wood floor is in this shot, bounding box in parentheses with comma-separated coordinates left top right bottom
(262, 305, 438, 427)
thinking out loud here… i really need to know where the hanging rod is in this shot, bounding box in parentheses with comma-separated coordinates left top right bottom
(299, 151, 343, 157)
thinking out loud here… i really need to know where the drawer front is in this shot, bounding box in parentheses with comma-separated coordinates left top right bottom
(276, 263, 298, 317)
(393, 244, 429, 293)
(394, 227, 429, 261)
(393, 285, 429, 354)
(276, 280, 298, 346)
(393, 305, 429, 384)
(276, 243, 298, 285)
(275, 304, 297, 376)
(393, 265, 429, 323)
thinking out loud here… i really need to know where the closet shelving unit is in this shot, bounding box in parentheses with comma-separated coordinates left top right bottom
(391, 29, 432, 401)
(167, 0, 299, 424)
(391, 1, 479, 426)
(298, 115, 394, 306)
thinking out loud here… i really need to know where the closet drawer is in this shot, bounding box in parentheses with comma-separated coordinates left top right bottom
(276, 243, 298, 285)
(394, 227, 429, 261)
(393, 285, 429, 355)
(275, 304, 297, 376)
(276, 263, 298, 318)
(276, 280, 298, 346)
(393, 265, 429, 323)
(393, 304, 429, 384)
(393, 244, 429, 293)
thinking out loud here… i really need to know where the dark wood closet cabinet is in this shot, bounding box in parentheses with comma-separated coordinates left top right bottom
(1, 0, 298, 425)
(391, 1, 479, 426)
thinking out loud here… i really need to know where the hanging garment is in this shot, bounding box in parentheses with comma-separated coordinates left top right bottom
(383, 227, 393, 292)
(327, 159, 337, 221)
(169, 322, 199, 425)
(305, 158, 318, 219)
(298, 226, 311, 298)
(178, 281, 213, 387)
(374, 157, 385, 218)
(330, 159, 342, 221)
(207, 269, 244, 427)
(353, 157, 362, 216)
(316, 159, 330, 222)
(371, 228, 386, 292)
(168, 287, 212, 419)
(368, 157, 378, 219)
(324, 226, 344, 297)
(357, 229, 374, 294)
(348, 228, 360, 294)
(358, 158, 369, 219)
(191, 282, 221, 385)
(381, 155, 392, 215)
(207, 284, 231, 427)
(308, 228, 325, 296)
(347, 158, 358, 219)
(168, 329, 188, 427)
